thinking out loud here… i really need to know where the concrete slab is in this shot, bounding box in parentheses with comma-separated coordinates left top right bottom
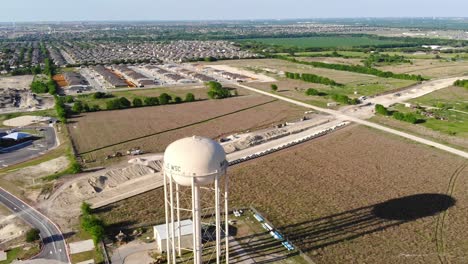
(77, 260, 95, 264)
(0, 250, 6, 261)
(69, 239, 95, 254)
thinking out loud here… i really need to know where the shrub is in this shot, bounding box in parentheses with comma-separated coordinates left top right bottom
(375, 104, 389, 115)
(206, 81, 230, 99)
(26, 228, 40, 242)
(270, 84, 278, 92)
(144, 97, 159, 106)
(174, 96, 182, 104)
(185, 93, 195, 102)
(305, 88, 319, 96)
(159, 93, 172, 105)
(119, 97, 131, 108)
(72, 101, 83, 113)
(132, 98, 143, 107)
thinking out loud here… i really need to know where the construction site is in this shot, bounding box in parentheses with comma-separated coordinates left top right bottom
(0, 76, 54, 113)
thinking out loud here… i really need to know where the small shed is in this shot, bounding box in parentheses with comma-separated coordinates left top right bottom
(154, 219, 193, 252)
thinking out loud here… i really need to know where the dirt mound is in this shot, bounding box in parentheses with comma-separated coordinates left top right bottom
(88, 164, 154, 192)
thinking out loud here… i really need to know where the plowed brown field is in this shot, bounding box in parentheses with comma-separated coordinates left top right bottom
(68, 94, 307, 163)
(96, 125, 467, 263)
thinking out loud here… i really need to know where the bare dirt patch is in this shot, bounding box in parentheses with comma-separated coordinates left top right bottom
(3, 115, 53, 127)
(96, 125, 468, 263)
(377, 59, 468, 78)
(68, 95, 276, 154)
(296, 56, 363, 66)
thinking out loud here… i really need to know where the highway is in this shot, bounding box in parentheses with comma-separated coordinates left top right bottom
(234, 80, 468, 159)
(0, 187, 70, 263)
(0, 126, 57, 168)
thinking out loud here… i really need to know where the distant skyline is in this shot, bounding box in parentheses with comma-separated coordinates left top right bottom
(1, 0, 468, 22)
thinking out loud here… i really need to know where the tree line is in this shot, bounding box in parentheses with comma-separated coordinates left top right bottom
(80, 202, 105, 245)
(454, 79, 468, 89)
(30, 77, 57, 95)
(71, 92, 197, 114)
(362, 53, 411, 67)
(375, 104, 423, 124)
(284, 71, 342, 86)
(276, 55, 425, 81)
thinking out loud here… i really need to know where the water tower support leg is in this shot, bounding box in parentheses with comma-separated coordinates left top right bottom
(215, 176, 221, 264)
(176, 183, 182, 257)
(193, 179, 203, 264)
(225, 177, 229, 263)
(163, 173, 171, 264)
(169, 176, 177, 264)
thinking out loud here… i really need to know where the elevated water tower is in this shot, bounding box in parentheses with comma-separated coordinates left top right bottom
(163, 136, 229, 264)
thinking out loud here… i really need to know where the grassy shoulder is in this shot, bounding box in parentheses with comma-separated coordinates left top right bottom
(0, 245, 40, 264)
(67, 226, 105, 264)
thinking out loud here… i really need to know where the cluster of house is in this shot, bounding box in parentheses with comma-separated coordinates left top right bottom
(91, 65, 128, 87)
(0, 42, 45, 73)
(62, 72, 90, 90)
(111, 65, 154, 87)
(56, 40, 256, 65)
(47, 45, 67, 66)
(203, 67, 251, 82)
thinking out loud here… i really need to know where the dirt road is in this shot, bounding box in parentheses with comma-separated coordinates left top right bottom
(234, 80, 468, 159)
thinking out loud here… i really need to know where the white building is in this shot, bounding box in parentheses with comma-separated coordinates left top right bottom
(154, 219, 194, 252)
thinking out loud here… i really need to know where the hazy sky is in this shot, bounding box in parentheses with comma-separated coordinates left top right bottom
(1, 0, 467, 22)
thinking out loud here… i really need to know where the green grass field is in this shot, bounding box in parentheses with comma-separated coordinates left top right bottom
(241, 36, 405, 48)
(406, 86, 468, 137)
(390, 102, 468, 137)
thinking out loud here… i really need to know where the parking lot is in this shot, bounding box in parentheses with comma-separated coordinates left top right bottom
(0, 126, 57, 167)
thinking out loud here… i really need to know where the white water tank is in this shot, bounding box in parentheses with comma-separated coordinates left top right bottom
(164, 136, 228, 186)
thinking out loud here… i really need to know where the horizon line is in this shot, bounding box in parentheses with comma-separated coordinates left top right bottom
(1, 16, 467, 24)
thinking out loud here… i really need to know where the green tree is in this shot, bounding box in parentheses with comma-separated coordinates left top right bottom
(270, 84, 278, 92)
(106, 99, 121, 110)
(64, 95, 74, 103)
(206, 81, 230, 99)
(174, 96, 182, 104)
(305, 88, 319, 96)
(119, 97, 131, 108)
(159, 93, 172, 105)
(72, 101, 83, 113)
(81, 202, 92, 215)
(185, 93, 195, 102)
(47, 79, 57, 95)
(83, 103, 90, 112)
(375, 104, 389, 115)
(26, 228, 40, 242)
(132, 98, 143, 107)
(90, 104, 101, 112)
(144, 97, 159, 106)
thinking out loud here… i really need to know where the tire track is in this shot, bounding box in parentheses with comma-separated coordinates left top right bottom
(435, 162, 467, 264)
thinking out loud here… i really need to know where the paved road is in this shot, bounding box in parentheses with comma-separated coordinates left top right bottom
(234, 82, 468, 159)
(0, 126, 57, 168)
(0, 187, 70, 263)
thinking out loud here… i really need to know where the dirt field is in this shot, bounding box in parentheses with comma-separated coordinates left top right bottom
(377, 59, 468, 78)
(296, 56, 364, 66)
(95, 125, 468, 263)
(0, 75, 33, 89)
(204, 59, 416, 96)
(69, 94, 307, 164)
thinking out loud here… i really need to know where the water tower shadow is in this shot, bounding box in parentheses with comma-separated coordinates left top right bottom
(229, 193, 455, 264)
